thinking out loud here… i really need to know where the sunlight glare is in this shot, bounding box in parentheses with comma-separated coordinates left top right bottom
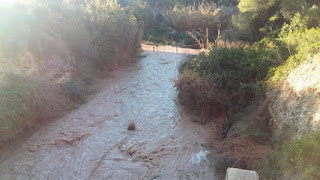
(0, 0, 22, 6)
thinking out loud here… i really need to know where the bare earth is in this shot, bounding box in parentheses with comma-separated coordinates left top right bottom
(0, 46, 217, 180)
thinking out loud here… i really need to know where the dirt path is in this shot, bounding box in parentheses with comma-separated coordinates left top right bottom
(0, 47, 217, 180)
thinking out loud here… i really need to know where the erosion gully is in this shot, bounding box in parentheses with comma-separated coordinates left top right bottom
(0, 46, 218, 180)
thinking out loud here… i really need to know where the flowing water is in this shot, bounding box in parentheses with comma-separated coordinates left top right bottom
(0, 48, 217, 180)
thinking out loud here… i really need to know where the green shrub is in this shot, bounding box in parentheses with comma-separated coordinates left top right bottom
(268, 14, 320, 85)
(62, 79, 86, 103)
(82, 0, 141, 68)
(261, 152, 283, 180)
(180, 48, 275, 112)
(262, 131, 320, 180)
(0, 73, 53, 145)
(176, 69, 227, 117)
(268, 28, 320, 86)
(128, 1, 237, 45)
(169, 3, 235, 38)
(228, 101, 273, 145)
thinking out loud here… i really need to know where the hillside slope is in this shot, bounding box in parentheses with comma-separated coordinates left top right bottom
(269, 54, 320, 140)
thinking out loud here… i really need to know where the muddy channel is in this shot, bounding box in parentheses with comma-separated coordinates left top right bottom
(0, 48, 218, 180)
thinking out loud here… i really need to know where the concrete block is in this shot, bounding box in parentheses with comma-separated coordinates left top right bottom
(226, 168, 259, 180)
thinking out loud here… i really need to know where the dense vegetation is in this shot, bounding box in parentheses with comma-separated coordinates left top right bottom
(178, 47, 275, 115)
(0, 0, 141, 146)
(262, 131, 320, 180)
(118, 0, 238, 47)
(1, 0, 319, 178)
(175, 0, 320, 178)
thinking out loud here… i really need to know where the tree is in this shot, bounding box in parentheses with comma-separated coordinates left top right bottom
(233, 0, 282, 41)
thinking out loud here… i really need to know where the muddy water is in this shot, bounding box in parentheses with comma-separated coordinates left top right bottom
(0, 50, 217, 180)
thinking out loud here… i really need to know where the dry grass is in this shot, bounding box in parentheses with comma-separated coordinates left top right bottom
(127, 121, 136, 131)
(215, 135, 270, 178)
(217, 136, 269, 165)
(213, 99, 273, 178)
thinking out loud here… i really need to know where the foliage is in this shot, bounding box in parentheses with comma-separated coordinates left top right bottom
(139, 0, 238, 7)
(174, 1, 320, 179)
(233, 0, 282, 41)
(62, 79, 86, 103)
(268, 13, 320, 85)
(0, 0, 141, 146)
(0, 73, 67, 146)
(176, 68, 226, 117)
(179, 47, 275, 112)
(120, 0, 239, 45)
(0, 74, 43, 134)
(233, 0, 320, 41)
(262, 130, 320, 180)
(170, 3, 235, 37)
(82, 0, 141, 67)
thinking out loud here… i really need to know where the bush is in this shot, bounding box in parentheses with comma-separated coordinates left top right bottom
(128, 1, 237, 45)
(268, 14, 320, 85)
(237, 101, 273, 145)
(176, 69, 227, 118)
(169, 3, 236, 38)
(166, 30, 197, 46)
(0, 0, 141, 146)
(0, 73, 67, 146)
(262, 131, 320, 180)
(82, 0, 141, 68)
(178, 48, 275, 113)
(62, 79, 86, 103)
